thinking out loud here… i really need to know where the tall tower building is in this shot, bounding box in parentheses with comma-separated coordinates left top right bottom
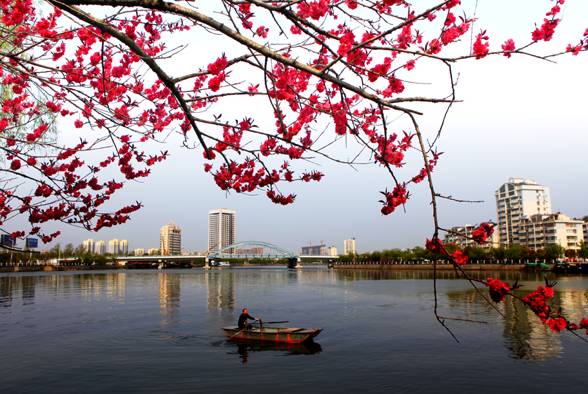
(119, 240, 129, 255)
(495, 178, 551, 246)
(208, 209, 236, 253)
(108, 239, 120, 255)
(95, 240, 106, 255)
(343, 238, 357, 255)
(160, 223, 181, 256)
(82, 239, 95, 254)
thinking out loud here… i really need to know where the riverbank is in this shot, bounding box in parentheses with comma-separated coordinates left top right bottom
(0, 265, 118, 273)
(334, 263, 526, 270)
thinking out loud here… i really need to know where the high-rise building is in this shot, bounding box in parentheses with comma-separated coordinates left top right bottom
(208, 209, 236, 253)
(119, 240, 129, 255)
(82, 239, 95, 254)
(495, 178, 551, 246)
(519, 213, 584, 252)
(160, 223, 181, 255)
(95, 240, 106, 255)
(108, 239, 120, 255)
(343, 238, 357, 255)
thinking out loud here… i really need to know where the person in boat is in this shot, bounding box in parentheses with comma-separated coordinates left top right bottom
(238, 308, 259, 329)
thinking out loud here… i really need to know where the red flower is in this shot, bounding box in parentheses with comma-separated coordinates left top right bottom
(208, 72, 226, 92)
(471, 222, 494, 244)
(207, 55, 228, 75)
(472, 32, 489, 59)
(451, 249, 468, 265)
(10, 159, 21, 171)
(425, 237, 444, 254)
(501, 39, 515, 57)
(545, 317, 567, 332)
(486, 278, 511, 303)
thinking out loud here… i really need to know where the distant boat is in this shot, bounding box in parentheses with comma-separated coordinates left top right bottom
(210, 261, 230, 267)
(223, 326, 322, 344)
(525, 261, 553, 271)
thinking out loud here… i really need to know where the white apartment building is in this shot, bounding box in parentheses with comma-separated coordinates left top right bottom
(82, 239, 95, 254)
(108, 239, 120, 255)
(327, 246, 338, 257)
(160, 223, 181, 256)
(444, 225, 500, 249)
(582, 217, 588, 245)
(343, 238, 357, 255)
(495, 178, 551, 246)
(147, 248, 160, 255)
(95, 240, 106, 255)
(519, 213, 584, 252)
(208, 209, 236, 253)
(134, 248, 145, 256)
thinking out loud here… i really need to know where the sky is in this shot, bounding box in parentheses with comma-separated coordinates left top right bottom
(29, 0, 588, 253)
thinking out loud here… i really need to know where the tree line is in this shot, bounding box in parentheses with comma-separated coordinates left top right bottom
(339, 243, 588, 263)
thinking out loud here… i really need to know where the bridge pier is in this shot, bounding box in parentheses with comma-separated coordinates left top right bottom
(203, 257, 210, 269)
(287, 257, 302, 269)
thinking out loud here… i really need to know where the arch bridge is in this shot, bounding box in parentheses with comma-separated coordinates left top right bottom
(207, 241, 297, 260)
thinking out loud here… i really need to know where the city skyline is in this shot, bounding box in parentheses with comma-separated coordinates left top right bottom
(37, 177, 588, 254)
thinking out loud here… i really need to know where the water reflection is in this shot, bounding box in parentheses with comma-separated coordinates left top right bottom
(205, 270, 235, 312)
(0, 272, 127, 308)
(334, 268, 550, 282)
(159, 273, 180, 324)
(502, 297, 562, 360)
(230, 341, 323, 364)
(446, 286, 588, 360)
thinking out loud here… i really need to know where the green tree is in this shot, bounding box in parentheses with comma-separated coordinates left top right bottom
(63, 243, 74, 257)
(544, 244, 565, 260)
(579, 243, 588, 259)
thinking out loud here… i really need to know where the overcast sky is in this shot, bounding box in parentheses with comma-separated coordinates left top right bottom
(37, 1, 588, 253)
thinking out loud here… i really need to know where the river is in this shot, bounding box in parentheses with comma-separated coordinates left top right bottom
(1, 267, 587, 393)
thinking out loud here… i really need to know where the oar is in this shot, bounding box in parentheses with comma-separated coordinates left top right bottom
(261, 320, 289, 324)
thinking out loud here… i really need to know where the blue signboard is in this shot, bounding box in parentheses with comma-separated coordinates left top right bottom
(25, 237, 38, 249)
(1, 234, 15, 247)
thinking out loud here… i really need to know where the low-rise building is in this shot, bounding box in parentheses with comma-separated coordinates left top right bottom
(301, 243, 327, 256)
(582, 216, 588, 245)
(235, 247, 264, 255)
(134, 248, 145, 256)
(444, 224, 500, 249)
(520, 213, 584, 252)
(147, 248, 159, 255)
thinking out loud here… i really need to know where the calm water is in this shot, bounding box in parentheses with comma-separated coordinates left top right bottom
(1, 267, 587, 393)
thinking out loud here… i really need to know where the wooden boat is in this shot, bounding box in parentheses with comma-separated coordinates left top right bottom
(223, 326, 322, 344)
